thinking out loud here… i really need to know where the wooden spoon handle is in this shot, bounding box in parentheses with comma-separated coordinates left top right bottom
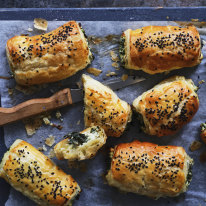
(0, 88, 72, 126)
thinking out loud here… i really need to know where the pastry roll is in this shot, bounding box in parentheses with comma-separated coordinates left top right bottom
(82, 74, 132, 137)
(6, 21, 93, 85)
(120, 25, 202, 74)
(54, 126, 107, 161)
(133, 76, 199, 137)
(106, 140, 193, 199)
(0, 139, 81, 206)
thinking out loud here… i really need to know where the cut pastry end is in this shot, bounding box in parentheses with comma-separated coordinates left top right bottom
(82, 74, 132, 137)
(54, 126, 107, 161)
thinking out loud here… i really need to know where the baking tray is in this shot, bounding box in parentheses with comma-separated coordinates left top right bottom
(0, 7, 206, 206)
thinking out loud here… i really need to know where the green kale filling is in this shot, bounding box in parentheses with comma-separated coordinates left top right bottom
(136, 112, 146, 131)
(64, 132, 88, 147)
(201, 122, 206, 131)
(119, 36, 126, 66)
(90, 126, 100, 134)
(186, 161, 193, 188)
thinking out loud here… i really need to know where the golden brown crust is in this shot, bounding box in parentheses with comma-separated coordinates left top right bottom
(0, 139, 80, 206)
(133, 76, 199, 137)
(122, 25, 202, 74)
(106, 140, 193, 199)
(82, 74, 132, 137)
(6, 21, 92, 85)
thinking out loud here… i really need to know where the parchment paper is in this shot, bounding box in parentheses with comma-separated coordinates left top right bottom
(1, 21, 206, 206)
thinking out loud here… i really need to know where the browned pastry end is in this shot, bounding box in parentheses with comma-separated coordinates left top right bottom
(82, 74, 132, 137)
(133, 76, 199, 137)
(0, 139, 81, 206)
(120, 25, 202, 74)
(106, 140, 193, 199)
(6, 21, 92, 85)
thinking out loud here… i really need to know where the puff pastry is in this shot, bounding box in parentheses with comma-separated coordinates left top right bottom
(0, 139, 81, 206)
(82, 74, 132, 137)
(106, 140, 193, 199)
(6, 21, 93, 85)
(54, 126, 107, 161)
(120, 25, 203, 74)
(133, 76, 199, 137)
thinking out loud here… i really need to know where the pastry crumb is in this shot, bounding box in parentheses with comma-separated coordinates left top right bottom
(56, 110, 62, 119)
(112, 62, 119, 68)
(198, 80, 205, 85)
(110, 51, 119, 62)
(27, 27, 33, 32)
(34, 18, 48, 31)
(38, 145, 47, 152)
(106, 72, 117, 77)
(121, 74, 128, 81)
(190, 140, 202, 151)
(77, 120, 81, 125)
(8, 88, 14, 96)
(43, 117, 51, 125)
(45, 135, 56, 147)
(87, 67, 102, 76)
(23, 116, 43, 136)
(166, 16, 169, 19)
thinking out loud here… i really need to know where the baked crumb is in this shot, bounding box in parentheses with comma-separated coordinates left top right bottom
(112, 62, 119, 68)
(23, 116, 43, 136)
(45, 135, 56, 147)
(77, 120, 81, 125)
(190, 140, 202, 151)
(56, 110, 62, 119)
(8, 88, 14, 96)
(121, 74, 128, 81)
(106, 71, 117, 77)
(27, 28, 33, 32)
(34, 18, 48, 31)
(87, 67, 102, 76)
(43, 117, 51, 125)
(110, 51, 119, 62)
(166, 16, 169, 19)
(198, 80, 205, 85)
(38, 145, 47, 152)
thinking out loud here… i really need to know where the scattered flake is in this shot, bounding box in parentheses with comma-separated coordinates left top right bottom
(106, 71, 117, 77)
(115, 67, 120, 70)
(166, 16, 169, 20)
(56, 110, 62, 119)
(198, 80, 205, 85)
(121, 74, 128, 81)
(27, 27, 33, 32)
(88, 36, 102, 44)
(190, 140, 202, 152)
(191, 18, 199, 22)
(43, 117, 51, 125)
(8, 88, 14, 96)
(23, 116, 43, 136)
(77, 120, 81, 125)
(42, 145, 47, 151)
(110, 51, 119, 62)
(34, 18, 48, 31)
(38, 147, 44, 151)
(45, 135, 56, 147)
(87, 67, 102, 76)
(202, 40, 206, 46)
(48, 148, 55, 158)
(50, 122, 63, 130)
(38, 145, 47, 152)
(112, 62, 119, 68)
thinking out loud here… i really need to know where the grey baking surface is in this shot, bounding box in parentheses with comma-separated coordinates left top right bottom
(1, 21, 206, 206)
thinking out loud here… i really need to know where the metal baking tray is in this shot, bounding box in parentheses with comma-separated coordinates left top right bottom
(0, 7, 206, 206)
